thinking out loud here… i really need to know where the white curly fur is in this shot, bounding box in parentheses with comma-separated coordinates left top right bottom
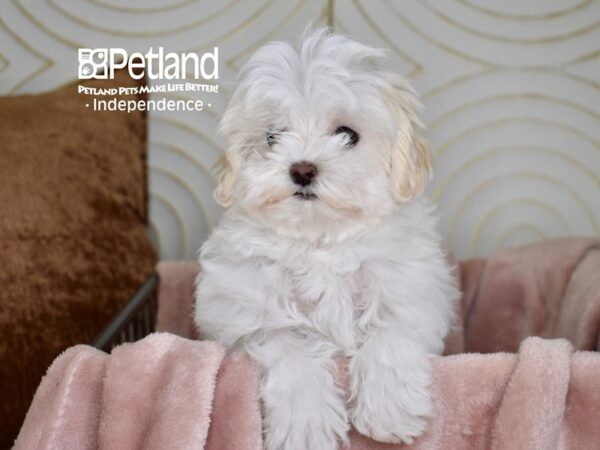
(195, 27, 459, 450)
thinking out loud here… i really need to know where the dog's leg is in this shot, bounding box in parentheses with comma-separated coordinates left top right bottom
(248, 330, 349, 450)
(349, 326, 433, 444)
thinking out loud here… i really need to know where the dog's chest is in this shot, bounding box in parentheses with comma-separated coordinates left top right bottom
(285, 248, 377, 350)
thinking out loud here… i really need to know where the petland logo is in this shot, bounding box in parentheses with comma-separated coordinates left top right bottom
(78, 47, 219, 80)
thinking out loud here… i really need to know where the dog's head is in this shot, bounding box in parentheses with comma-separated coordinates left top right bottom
(215, 28, 431, 240)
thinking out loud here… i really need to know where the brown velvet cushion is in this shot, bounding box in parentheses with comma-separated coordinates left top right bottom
(0, 70, 157, 448)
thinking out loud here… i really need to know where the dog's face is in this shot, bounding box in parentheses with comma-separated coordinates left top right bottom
(215, 29, 431, 240)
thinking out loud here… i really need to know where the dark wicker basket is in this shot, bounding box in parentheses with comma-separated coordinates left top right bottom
(92, 274, 159, 352)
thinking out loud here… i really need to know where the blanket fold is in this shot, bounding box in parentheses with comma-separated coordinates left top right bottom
(15, 346, 107, 450)
(490, 338, 572, 450)
(15, 334, 230, 450)
(459, 238, 600, 353)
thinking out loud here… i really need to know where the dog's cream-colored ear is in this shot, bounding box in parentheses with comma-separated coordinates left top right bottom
(390, 137, 432, 202)
(213, 150, 238, 207)
(384, 78, 432, 202)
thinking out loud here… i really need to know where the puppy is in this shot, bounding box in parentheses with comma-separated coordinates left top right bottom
(195, 27, 458, 450)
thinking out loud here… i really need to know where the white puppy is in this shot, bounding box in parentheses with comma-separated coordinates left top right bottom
(195, 28, 458, 450)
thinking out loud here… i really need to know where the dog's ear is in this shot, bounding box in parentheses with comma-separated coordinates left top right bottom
(390, 135, 432, 203)
(213, 150, 238, 207)
(214, 99, 245, 208)
(384, 77, 432, 202)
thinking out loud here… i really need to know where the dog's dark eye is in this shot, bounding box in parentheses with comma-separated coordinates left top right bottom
(335, 126, 359, 147)
(266, 128, 286, 146)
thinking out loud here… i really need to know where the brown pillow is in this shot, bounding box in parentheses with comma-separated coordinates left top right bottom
(0, 70, 157, 448)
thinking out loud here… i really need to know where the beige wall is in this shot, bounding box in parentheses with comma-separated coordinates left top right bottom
(1, 0, 599, 259)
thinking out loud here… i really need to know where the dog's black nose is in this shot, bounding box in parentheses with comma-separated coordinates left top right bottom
(289, 161, 318, 187)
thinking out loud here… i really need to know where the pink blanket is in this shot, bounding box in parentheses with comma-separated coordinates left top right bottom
(14, 335, 600, 449)
(14, 334, 262, 450)
(14, 238, 600, 449)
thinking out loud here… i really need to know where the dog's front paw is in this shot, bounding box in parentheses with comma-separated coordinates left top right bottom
(264, 395, 348, 450)
(350, 374, 432, 444)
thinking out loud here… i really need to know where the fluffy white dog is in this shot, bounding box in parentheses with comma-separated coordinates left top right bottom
(195, 27, 458, 450)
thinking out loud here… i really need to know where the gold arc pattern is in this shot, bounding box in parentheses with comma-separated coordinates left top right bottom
(1, 0, 598, 258)
(149, 190, 187, 258)
(434, 118, 599, 159)
(382, 0, 599, 68)
(149, 161, 212, 242)
(469, 197, 570, 256)
(89, 0, 196, 14)
(47, 0, 242, 38)
(427, 93, 600, 130)
(433, 145, 600, 203)
(497, 224, 546, 249)
(227, 0, 321, 71)
(0, 12, 55, 94)
(458, 0, 592, 21)
(446, 171, 599, 257)
(421, 1, 599, 44)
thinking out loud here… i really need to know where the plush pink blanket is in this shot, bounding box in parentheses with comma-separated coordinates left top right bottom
(14, 335, 600, 449)
(14, 334, 262, 450)
(14, 238, 600, 449)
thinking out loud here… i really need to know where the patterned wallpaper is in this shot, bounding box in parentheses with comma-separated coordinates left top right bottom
(1, 0, 599, 259)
